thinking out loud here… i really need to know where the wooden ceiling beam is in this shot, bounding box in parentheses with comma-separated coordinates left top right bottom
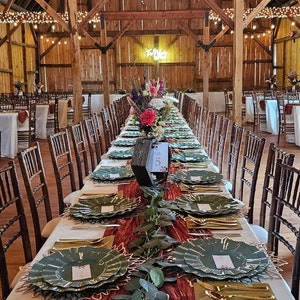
(34, 0, 70, 33)
(77, 0, 110, 31)
(243, 0, 271, 28)
(202, 0, 234, 29)
(3, 0, 13, 13)
(101, 10, 205, 20)
(40, 37, 62, 59)
(0, 21, 22, 48)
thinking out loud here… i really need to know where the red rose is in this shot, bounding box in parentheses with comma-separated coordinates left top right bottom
(150, 86, 158, 97)
(140, 109, 156, 126)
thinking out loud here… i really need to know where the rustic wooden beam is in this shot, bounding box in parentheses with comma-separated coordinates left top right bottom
(77, 0, 110, 32)
(0, 68, 13, 73)
(67, 0, 83, 122)
(243, 0, 271, 29)
(202, 11, 210, 107)
(213, 25, 230, 43)
(233, 0, 243, 126)
(202, 0, 234, 29)
(34, 0, 70, 33)
(287, 15, 300, 31)
(40, 38, 62, 59)
(99, 14, 110, 107)
(253, 36, 272, 56)
(3, 0, 13, 13)
(0, 21, 22, 48)
(108, 19, 135, 48)
(102, 10, 205, 20)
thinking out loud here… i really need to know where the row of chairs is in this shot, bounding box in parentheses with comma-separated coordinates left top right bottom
(178, 93, 299, 298)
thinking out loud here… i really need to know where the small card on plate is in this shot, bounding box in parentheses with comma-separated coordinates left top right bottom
(72, 264, 92, 281)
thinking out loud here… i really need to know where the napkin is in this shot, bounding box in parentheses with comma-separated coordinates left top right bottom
(194, 280, 276, 300)
(80, 185, 119, 196)
(186, 216, 242, 230)
(51, 235, 115, 251)
(18, 110, 28, 123)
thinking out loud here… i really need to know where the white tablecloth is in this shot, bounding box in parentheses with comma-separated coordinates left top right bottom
(265, 99, 279, 134)
(293, 106, 300, 146)
(0, 112, 18, 158)
(244, 96, 254, 123)
(36, 105, 49, 139)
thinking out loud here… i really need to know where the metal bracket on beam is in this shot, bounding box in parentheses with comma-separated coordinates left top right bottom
(197, 39, 216, 52)
(94, 41, 113, 54)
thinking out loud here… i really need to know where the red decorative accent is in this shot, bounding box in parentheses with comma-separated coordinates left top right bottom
(285, 104, 293, 115)
(49, 102, 55, 114)
(259, 100, 265, 111)
(229, 93, 233, 100)
(68, 99, 72, 108)
(18, 110, 28, 123)
(242, 96, 246, 104)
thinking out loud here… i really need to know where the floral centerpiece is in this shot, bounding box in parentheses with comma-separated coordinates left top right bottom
(33, 82, 44, 94)
(265, 74, 277, 89)
(128, 77, 170, 140)
(287, 70, 299, 87)
(14, 81, 23, 95)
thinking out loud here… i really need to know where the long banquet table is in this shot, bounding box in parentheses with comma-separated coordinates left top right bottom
(7, 102, 295, 300)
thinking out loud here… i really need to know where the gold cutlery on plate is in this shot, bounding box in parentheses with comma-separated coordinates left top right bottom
(71, 224, 121, 229)
(205, 290, 275, 300)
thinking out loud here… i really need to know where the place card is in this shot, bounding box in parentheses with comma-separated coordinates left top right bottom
(101, 205, 114, 213)
(110, 173, 120, 179)
(190, 176, 201, 181)
(197, 203, 211, 211)
(72, 264, 92, 281)
(212, 255, 235, 269)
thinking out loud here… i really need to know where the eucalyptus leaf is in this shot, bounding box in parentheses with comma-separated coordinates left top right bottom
(125, 277, 141, 292)
(139, 279, 158, 293)
(136, 263, 153, 273)
(163, 277, 177, 283)
(143, 238, 162, 248)
(150, 267, 164, 288)
(134, 221, 156, 233)
(131, 290, 144, 300)
(159, 240, 172, 250)
(112, 295, 132, 299)
(128, 237, 146, 249)
(155, 291, 170, 300)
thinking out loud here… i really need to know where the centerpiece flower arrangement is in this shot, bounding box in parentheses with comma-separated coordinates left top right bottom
(287, 70, 299, 86)
(33, 82, 44, 94)
(128, 77, 170, 140)
(265, 74, 277, 89)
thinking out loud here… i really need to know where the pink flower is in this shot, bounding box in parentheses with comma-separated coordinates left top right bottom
(130, 106, 136, 115)
(140, 109, 156, 126)
(150, 85, 158, 97)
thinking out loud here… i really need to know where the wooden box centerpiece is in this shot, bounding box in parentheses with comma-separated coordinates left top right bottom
(131, 137, 170, 186)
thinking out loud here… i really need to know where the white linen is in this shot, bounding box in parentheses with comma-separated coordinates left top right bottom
(0, 112, 18, 158)
(244, 96, 254, 123)
(294, 106, 300, 146)
(36, 105, 49, 139)
(265, 99, 279, 134)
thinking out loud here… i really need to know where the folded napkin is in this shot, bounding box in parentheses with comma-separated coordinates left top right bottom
(80, 185, 119, 196)
(52, 235, 114, 251)
(18, 110, 28, 123)
(194, 280, 276, 300)
(49, 102, 55, 114)
(285, 103, 293, 115)
(186, 216, 242, 230)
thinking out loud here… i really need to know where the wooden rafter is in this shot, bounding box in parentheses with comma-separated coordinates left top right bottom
(253, 36, 272, 56)
(287, 15, 300, 31)
(3, 0, 13, 13)
(77, 0, 110, 31)
(40, 38, 62, 59)
(34, 0, 70, 33)
(202, 0, 234, 29)
(243, 0, 271, 28)
(0, 21, 22, 48)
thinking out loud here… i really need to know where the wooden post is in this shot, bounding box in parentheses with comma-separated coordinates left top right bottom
(100, 14, 110, 107)
(233, 0, 243, 125)
(202, 11, 210, 108)
(67, 0, 83, 123)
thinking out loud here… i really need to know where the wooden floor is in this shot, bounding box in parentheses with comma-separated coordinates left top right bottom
(1, 122, 300, 299)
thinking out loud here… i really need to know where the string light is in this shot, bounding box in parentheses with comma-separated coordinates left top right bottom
(0, 6, 300, 24)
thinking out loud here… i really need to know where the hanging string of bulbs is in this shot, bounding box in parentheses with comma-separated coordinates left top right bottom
(0, 6, 299, 24)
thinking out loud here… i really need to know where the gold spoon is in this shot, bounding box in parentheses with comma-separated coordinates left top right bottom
(205, 290, 275, 300)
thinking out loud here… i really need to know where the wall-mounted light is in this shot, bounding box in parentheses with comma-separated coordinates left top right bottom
(145, 48, 167, 61)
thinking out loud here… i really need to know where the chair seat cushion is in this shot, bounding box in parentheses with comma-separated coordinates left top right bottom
(41, 217, 61, 238)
